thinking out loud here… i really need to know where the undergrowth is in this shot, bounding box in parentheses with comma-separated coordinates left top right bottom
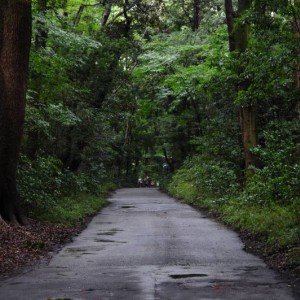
(29, 182, 116, 226)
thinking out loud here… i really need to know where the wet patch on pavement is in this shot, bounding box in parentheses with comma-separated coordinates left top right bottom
(95, 239, 127, 243)
(97, 231, 116, 236)
(169, 274, 208, 279)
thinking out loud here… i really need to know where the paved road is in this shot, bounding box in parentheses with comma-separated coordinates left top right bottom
(0, 188, 297, 299)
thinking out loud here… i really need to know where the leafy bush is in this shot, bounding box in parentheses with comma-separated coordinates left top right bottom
(41, 193, 108, 225)
(18, 155, 66, 216)
(222, 201, 299, 248)
(168, 155, 238, 205)
(240, 120, 300, 207)
(17, 154, 116, 218)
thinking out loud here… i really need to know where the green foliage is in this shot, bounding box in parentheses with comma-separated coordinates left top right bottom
(18, 155, 66, 216)
(34, 180, 116, 225)
(222, 202, 299, 248)
(169, 155, 238, 203)
(240, 120, 300, 207)
(17, 153, 116, 218)
(41, 193, 109, 225)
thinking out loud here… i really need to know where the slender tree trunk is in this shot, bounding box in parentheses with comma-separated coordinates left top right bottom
(73, 4, 84, 29)
(35, 0, 47, 49)
(236, 0, 257, 173)
(101, 0, 112, 26)
(292, 0, 300, 118)
(123, 0, 132, 36)
(224, 0, 257, 175)
(0, 0, 32, 223)
(240, 106, 257, 170)
(192, 0, 200, 31)
(225, 0, 235, 51)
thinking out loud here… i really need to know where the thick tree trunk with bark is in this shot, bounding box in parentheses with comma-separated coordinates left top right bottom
(0, 0, 32, 223)
(240, 106, 257, 170)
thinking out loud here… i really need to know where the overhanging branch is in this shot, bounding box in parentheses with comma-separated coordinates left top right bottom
(106, 0, 140, 26)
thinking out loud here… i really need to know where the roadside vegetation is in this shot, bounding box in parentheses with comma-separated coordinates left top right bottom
(168, 160, 300, 275)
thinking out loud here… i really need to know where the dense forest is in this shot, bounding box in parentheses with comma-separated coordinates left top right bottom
(0, 0, 299, 274)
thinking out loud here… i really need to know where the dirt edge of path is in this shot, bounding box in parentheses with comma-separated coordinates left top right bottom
(0, 214, 96, 279)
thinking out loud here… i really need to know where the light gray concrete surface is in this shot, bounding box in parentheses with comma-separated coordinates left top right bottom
(0, 188, 296, 300)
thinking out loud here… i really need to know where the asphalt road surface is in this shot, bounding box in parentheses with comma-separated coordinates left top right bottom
(0, 188, 297, 300)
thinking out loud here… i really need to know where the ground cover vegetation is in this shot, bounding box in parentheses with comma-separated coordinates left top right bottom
(0, 0, 299, 278)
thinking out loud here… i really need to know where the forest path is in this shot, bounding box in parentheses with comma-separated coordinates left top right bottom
(0, 188, 296, 300)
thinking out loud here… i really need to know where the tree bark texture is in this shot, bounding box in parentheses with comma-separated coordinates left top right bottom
(224, 0, 257, 175)
(101, 0, 112, 26)
(0, 0, 32, 223)
(225, 0, 235, 51)
(192, 0, 200, 31)
(237, 0, 257, 173)
(240, 106, 257, 170)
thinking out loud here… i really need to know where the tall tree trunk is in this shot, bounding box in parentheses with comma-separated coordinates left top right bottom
(0, 0, 32, 223)
(123, 0, 132, 36)
(292, 0, 300, 118)
(192, 0, 200, 31)
(225, 0, 235, 51)
(225, 0, 257, 175)
(236, 0, 258, 173)
(240, 105, 257, 170)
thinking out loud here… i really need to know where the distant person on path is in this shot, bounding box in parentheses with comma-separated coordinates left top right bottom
(138, 177, 143, 187)
(144, 176, 150, 187)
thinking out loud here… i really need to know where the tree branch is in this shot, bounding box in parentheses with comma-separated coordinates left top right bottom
(73, 1, 104, 29)
(101, 0, 112, 26)
(106, 0, 140, 26)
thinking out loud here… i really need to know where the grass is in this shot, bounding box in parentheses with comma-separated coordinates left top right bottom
(42, 194, 109, 225)
(221, 202, 299, 248)
(39, 182, 116, 225)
